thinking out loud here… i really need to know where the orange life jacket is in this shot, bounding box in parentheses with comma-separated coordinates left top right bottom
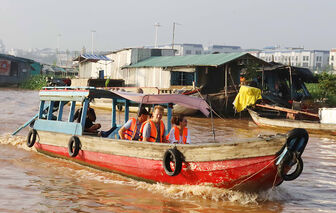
(168, 126, 188, 144)
(139, 120, 165, 142)
(124, 118, 137, 140)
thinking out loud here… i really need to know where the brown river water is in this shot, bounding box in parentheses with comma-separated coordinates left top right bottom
(0, 88, 335, 213)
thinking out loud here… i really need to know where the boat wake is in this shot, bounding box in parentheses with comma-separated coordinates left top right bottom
(136, 182, 262, 205)
(0, 134, 35, 151)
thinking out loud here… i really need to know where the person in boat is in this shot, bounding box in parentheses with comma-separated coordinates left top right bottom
(140, 105, 167, 143)
(118, 107, 149, 140)
(73, 102, 101, 133)
(167, 115, 190, 144)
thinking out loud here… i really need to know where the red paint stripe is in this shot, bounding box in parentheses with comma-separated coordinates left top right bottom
(35, 142, 282, 191)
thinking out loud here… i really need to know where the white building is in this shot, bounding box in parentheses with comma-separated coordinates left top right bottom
(158, 43, 203, 56)
(204, 45, 242, 54)
(106, 48, 174, 86)
(74, 48, 175, 86)
(259, 48, 329, 72)
(329, 48, 336, 70)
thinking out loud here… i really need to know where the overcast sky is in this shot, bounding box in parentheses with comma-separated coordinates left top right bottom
(0, 0, 335, 51)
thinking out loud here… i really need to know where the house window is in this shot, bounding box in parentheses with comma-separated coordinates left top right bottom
(195, 50, 202, 55)
(171, 72, 194, 86)
(331, 56, 334, 61)
(185, 50, 192, 54)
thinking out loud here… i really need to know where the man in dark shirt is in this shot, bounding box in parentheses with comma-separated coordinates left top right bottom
(73, 104, 101, 133)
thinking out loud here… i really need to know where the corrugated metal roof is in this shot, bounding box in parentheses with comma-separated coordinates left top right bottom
(0, 53, 34, 63)
(81, 54, 111, 61)
(125, 52, 247, 68)
(73, 54, 111, 62)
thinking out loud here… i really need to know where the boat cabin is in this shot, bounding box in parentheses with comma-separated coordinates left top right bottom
(258, 63, 318, 107)
(32, 87, 209, 139)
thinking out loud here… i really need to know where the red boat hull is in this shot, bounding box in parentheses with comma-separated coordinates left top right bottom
(35, 142, 282, 191)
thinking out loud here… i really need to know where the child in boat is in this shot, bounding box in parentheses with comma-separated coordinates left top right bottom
(141, 105, 167, 143)
(74, 103, 101, 133)
(117, 107, 149, 140)
(167, 115, 190, 144)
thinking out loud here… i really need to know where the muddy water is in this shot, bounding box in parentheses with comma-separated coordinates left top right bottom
(0, 88, 335, 213)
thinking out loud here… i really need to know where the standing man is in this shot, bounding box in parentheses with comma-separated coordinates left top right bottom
(141, 105, 167, 143)
(118, 107, 149, 140)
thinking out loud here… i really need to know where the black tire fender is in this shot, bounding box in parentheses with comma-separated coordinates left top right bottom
(286, 128, 309, 155)
(278, 152, 303, 181)
(27, 129, 37, 148)
(68, 136, 81, 157)
(163, 148, 183, 176)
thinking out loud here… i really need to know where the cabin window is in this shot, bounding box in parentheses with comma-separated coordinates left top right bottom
(170, 72, 194, 86)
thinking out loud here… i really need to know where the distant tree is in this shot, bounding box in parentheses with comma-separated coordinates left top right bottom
(317, 72, 336, 96)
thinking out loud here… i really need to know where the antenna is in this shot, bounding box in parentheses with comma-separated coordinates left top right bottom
(91, 30, 96, 54)
(154, 22, 161, 48)
(172, 22, 181, 49)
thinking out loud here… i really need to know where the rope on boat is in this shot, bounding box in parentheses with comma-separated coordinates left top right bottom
(196, 90, 226, 120)
(229, 155, 281, 190)
(261, 166, 281, 202)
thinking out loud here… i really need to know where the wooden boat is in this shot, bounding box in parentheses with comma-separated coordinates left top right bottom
(17, 87, 309, 192)
(171, 88, 201, 115)
(248, 108, 336, 135)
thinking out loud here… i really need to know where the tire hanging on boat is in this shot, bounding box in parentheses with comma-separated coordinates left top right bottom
(68, 136, 81, 157)
(27, 129, 37, 148)
(278, 128, 308, 181)
(286, 128, 309, 154)
(163, 148, 183, 176)
(278, 152, 303, 181)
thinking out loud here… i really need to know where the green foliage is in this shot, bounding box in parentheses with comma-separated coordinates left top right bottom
(105, 77, 110, 87)
(306, 72, 336, 106)
(317, 72, 336, 96)
(244, 62, 260, 80)
(305, 83, 321, 99)
(19, 75, 48, 90)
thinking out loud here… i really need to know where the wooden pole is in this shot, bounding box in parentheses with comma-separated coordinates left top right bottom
(262, 66, 264, 92)
(289, 59, 293, 101)
(209, 100, 216, 141)
(224, 65, 228, 97)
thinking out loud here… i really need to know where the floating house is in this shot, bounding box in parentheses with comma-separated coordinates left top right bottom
(122, 52, 268, 115)
(72, 49, 269, 115)
(0, 53, 42, 86)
